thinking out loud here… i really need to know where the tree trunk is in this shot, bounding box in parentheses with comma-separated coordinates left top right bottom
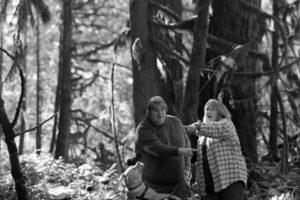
(55, 0, 72, 160)
(19, 29, 27, 155)
(130, 0, 161, 126)
(208, 0, 261, 163)
(0, 98, 28, 199)
(182, 0, 210, 124)
(36, 14, 42, 155)
(0, 24, 3, 153)
(271, 0, 288, 173)
(269, 87, 278, 159)
(49, 52, 62, 154)
(151, 0, 184, 117)
(269, 0, 279, 160)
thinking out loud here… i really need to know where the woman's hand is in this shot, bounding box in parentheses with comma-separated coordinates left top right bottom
(184, 124, 197, 134)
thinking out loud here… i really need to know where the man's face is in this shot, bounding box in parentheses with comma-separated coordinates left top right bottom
(149, 103, 167, 125)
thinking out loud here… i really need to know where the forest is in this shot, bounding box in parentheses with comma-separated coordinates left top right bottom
(0, 0, 300, 199)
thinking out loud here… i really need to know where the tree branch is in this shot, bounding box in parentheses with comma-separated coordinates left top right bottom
(86, 58, 131, 71)
(11, 67, 25, 128)
(150, 36, 189, 65)
(0, 47, 15, 59)
(110, 34, 124, 172)
(149, 0, 181, 21)
(231, 56, 300, 78)
(239, 0, 288, 69)
(14, 113, 58, 137)
(73, 39, 117, 58)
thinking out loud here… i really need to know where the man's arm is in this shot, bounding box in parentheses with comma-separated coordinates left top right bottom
(136, 126, 196, 158)
(136, 127, 179, 157)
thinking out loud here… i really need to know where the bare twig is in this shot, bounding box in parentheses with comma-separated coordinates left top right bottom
(86, 58, 131, 71)
(0, 47, 15, 59)
(151, 36, 190, 65)
(14, 113, 58, 137)
(149, 0, 181, 21)
(231, 56, 300, 77)
(239, 0, 288, 69)
(11, 67, 25, 127)
(110, 34, 124, 172)
(0, 42, 26, 128)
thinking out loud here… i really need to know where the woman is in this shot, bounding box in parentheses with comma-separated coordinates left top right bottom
(185, 99, 247, 200)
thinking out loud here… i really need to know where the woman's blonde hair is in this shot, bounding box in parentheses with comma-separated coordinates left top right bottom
(203, 99, 231, 122)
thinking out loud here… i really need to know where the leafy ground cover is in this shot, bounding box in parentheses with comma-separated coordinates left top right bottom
(0, 151, 300, 200)
(0, 152, 125, 200)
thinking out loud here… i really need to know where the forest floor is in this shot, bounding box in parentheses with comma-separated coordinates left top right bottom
(1, 152, 300, 200)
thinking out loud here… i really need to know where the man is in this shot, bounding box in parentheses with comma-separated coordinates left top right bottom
(135, 96, 195, 200)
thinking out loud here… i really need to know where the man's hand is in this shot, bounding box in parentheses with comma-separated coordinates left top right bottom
(178, 148, 197, 157)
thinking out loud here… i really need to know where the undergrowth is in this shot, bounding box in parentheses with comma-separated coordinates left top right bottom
(0, 151, 126, 200)
(1, 150, 300, 200)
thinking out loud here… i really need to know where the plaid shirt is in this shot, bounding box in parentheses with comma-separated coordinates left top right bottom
(193, 118, 247, 196)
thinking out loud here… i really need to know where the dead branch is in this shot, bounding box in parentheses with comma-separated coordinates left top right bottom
(14, 113, 57, 137)
(239, 0, 288, 69)
(73, 39, 117, 58)
(71, 109, 97, 120)
(110, 34, 124, 172)
(0, 47, 15, 59)
(149, 0, 181, 21)
(274, 85, 289, 174)
(86, 58, 131, 71)
(0, 45, 25, 128)
(150, 36, 189, 64)
(232, 56, 300, 78)
(151, 9, 292, 80)
(11, 67, 25, 127)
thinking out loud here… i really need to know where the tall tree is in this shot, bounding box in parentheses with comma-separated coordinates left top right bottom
(55, 0, 72, 160)
(130, 0, 161, 126)
(208, 0, 261, 163)
(269, 0, 279, 161)
(49, 57, 61, 154)
(18, 29, 27, 155)
(182, 0, 210, 124)
(0, 0, 50, 198)
(0, 41, 28, 200)
(150, 0, 184, 116)
(36, 14, 42, 155)
(0, 8, 4, 154)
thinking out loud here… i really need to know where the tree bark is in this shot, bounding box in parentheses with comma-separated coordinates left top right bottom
(0, 98, 28, 199)
(36, 14, 42, 155)
(49, 53, 62, 153)
(18, 28, 27, 155)
(151, 0, 184, 117)
(269, 0, 279, 161)
(0, 21, 2, 154)
(208, 0, 261, 163)
(130, 0, 161, 126)
(55, 0, 72, 160)
(269, 87, 278, 159)
(182, 0, 210, 124)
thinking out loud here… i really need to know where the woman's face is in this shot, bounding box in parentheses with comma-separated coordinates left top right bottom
(205, 105, 220, 122)
(149, 104, 167, 125)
